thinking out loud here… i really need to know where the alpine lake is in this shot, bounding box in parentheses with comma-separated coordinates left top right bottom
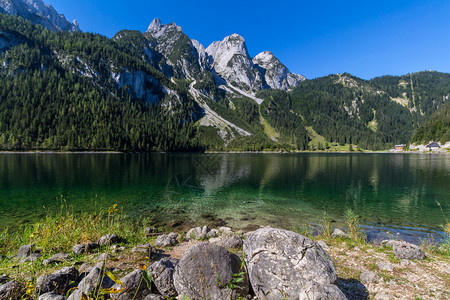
(0, 153, 449, 244)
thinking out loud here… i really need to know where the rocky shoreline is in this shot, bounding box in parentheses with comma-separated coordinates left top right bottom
(0, 225, 449, 300)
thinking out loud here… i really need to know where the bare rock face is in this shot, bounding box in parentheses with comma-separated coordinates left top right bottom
(253, 51, 305, 90)
(36, 266, 78, 295)
(173, 243, 249, 300)
(243, 228, 344, 300)
(109, 269, 151, 300)
(0, 0, 80, 32)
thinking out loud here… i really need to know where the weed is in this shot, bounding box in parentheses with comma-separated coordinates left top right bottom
(344, 209, 365, 242)
(320, 212, 332, 238)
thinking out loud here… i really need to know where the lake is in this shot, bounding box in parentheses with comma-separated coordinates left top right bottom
(0, 153, 449, 244)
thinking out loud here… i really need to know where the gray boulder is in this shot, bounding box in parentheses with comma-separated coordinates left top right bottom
(378, 262, 394, 272)
(360, 270, 380, 284)
(143, 294, 165, 300)
(97, 253, 112, 262)
(20, 252, 42, 263)
(332, 228, 349, 238)
(98, 234, 119, 246)
(72, 243, 99, 255)
(38, 292, 66, 300)
(186, 227, 206, 240)
(155, 233, 179, 247)
(207, 229, 219, 238)
(298, 281, 346, 300)
(67, 267, 114, 300)
(173, 243, 248, 300)
(43, 253, 71, 266)
(149, 258, 179, 297)
(0, 280, 25, 299)
(131, 244, 155, 255)
(17, 244, 34, 259)
(392, 241, 426, 260)
(109, 269, 151, 300)
(209, 234, 243, 249)
(244, 228, 340, 300)
(36, 266, 78, 295)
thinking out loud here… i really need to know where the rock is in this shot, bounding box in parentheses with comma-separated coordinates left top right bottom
(298, 281, 346, 300)
(244, 228, 339, 300)
(0, 274, 9, 284)
(392, 241, 426, 260)
(173, 243, 248, 300)
(143, 294, 165, 300)
(72, 243, 99, 255)
(374, 293, 395, 300)
(0, 281, 25, 299)
(67, 267, 114, 300)
(219, 226, 233, 236)
(201, 225, 210, 236)
(98, 234, 119, 245)
(210, 234, 243, 249)
(149, 258, 179, 297)
(186, 227, 204, 240)
(36, 266, 78, 295)
(109, 269, 151, 300)
(97, 253, 111, 262)
(360, 271, 380, 284)
(20, 252, 42, 263)
(38, 292, 66, 300)
(207, 229, 219, 238)
(332, 228, 349, 238)
(131, 244, 155, 255)
(17, 244, 35, 259)
(72, 244, 86, 255)
(43, 253, 71, 266)
(378, 262, 394, 272)
(317, 240, 330, 250)
(155, 233, 179, 247)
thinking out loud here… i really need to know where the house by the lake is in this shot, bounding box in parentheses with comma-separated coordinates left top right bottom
(394, 144, 407, 151)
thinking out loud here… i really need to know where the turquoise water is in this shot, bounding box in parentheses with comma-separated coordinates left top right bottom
(0, 153, 449, 243)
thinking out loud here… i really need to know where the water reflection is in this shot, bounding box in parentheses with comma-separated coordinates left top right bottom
(0, 153, 448, 242)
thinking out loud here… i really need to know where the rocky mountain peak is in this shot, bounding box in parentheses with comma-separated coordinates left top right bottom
(147, 18, 162, 33)
(0, 0, 80, 32)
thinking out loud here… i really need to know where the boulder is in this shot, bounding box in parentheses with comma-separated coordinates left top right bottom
(244, 228, 340, 300)
(219, 227, 233, 236)
(392, 241, 426, 260)
(67, 267, 114, 300)
(378, 262, 394, 272)
(131, 244, 155, 255)
(143, 294, 165, 300)
(38, 292, 66, 300)
(98, 234, 119, 245)
(186, 227, 204, 240)
(298, 281, 346, 300)
(17, 244, 34, 259)
(331, 228, 349, 238)
(97, 253, 112, 262)
(209, 234, 243, 249)
(144, 227, 157, 235)
(317, 240, 330, 250)
(149, 258, 179, 297)
(155, 233, 179, 247)
(72, 243, 99, 255)
(207, 229, 219, 238)
(43, 253, 71, 266)
(0, 281, 25, 299)
(360, 270, 380, 284)
(36, 266, 78, 295)
(173, 243, 248, 300)
(109, 269, 151, 300)
(20, 252, 42, 263)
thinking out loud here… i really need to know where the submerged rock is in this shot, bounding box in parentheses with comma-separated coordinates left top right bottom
(244, 228, 343, 300)
(173, 243, 248, 299)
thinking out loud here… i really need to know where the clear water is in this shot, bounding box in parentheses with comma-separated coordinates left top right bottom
(0, 153, 448, 244)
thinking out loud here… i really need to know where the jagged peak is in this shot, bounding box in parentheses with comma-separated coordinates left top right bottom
(225, 33, 245, 43)
(254, 51, 277, 63)
(147, 18, 162, 33)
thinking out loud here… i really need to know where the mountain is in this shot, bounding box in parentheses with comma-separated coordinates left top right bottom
(0, 0, 79, 32)
(0, 5, 449, 152)
(410, 102, 450, 145)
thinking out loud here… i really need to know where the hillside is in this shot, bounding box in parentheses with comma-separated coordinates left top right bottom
(410, 102, 450, 145)
(0, 5, 449, 152)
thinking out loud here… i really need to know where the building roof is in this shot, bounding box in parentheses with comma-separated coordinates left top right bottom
(395, 144, 406, 147)
(426, 142, 440, 148)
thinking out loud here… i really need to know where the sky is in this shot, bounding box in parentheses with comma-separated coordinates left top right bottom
(45, 0, 450, 79)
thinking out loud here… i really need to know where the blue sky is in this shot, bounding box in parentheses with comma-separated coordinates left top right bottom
(46, 0, 450, 79)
